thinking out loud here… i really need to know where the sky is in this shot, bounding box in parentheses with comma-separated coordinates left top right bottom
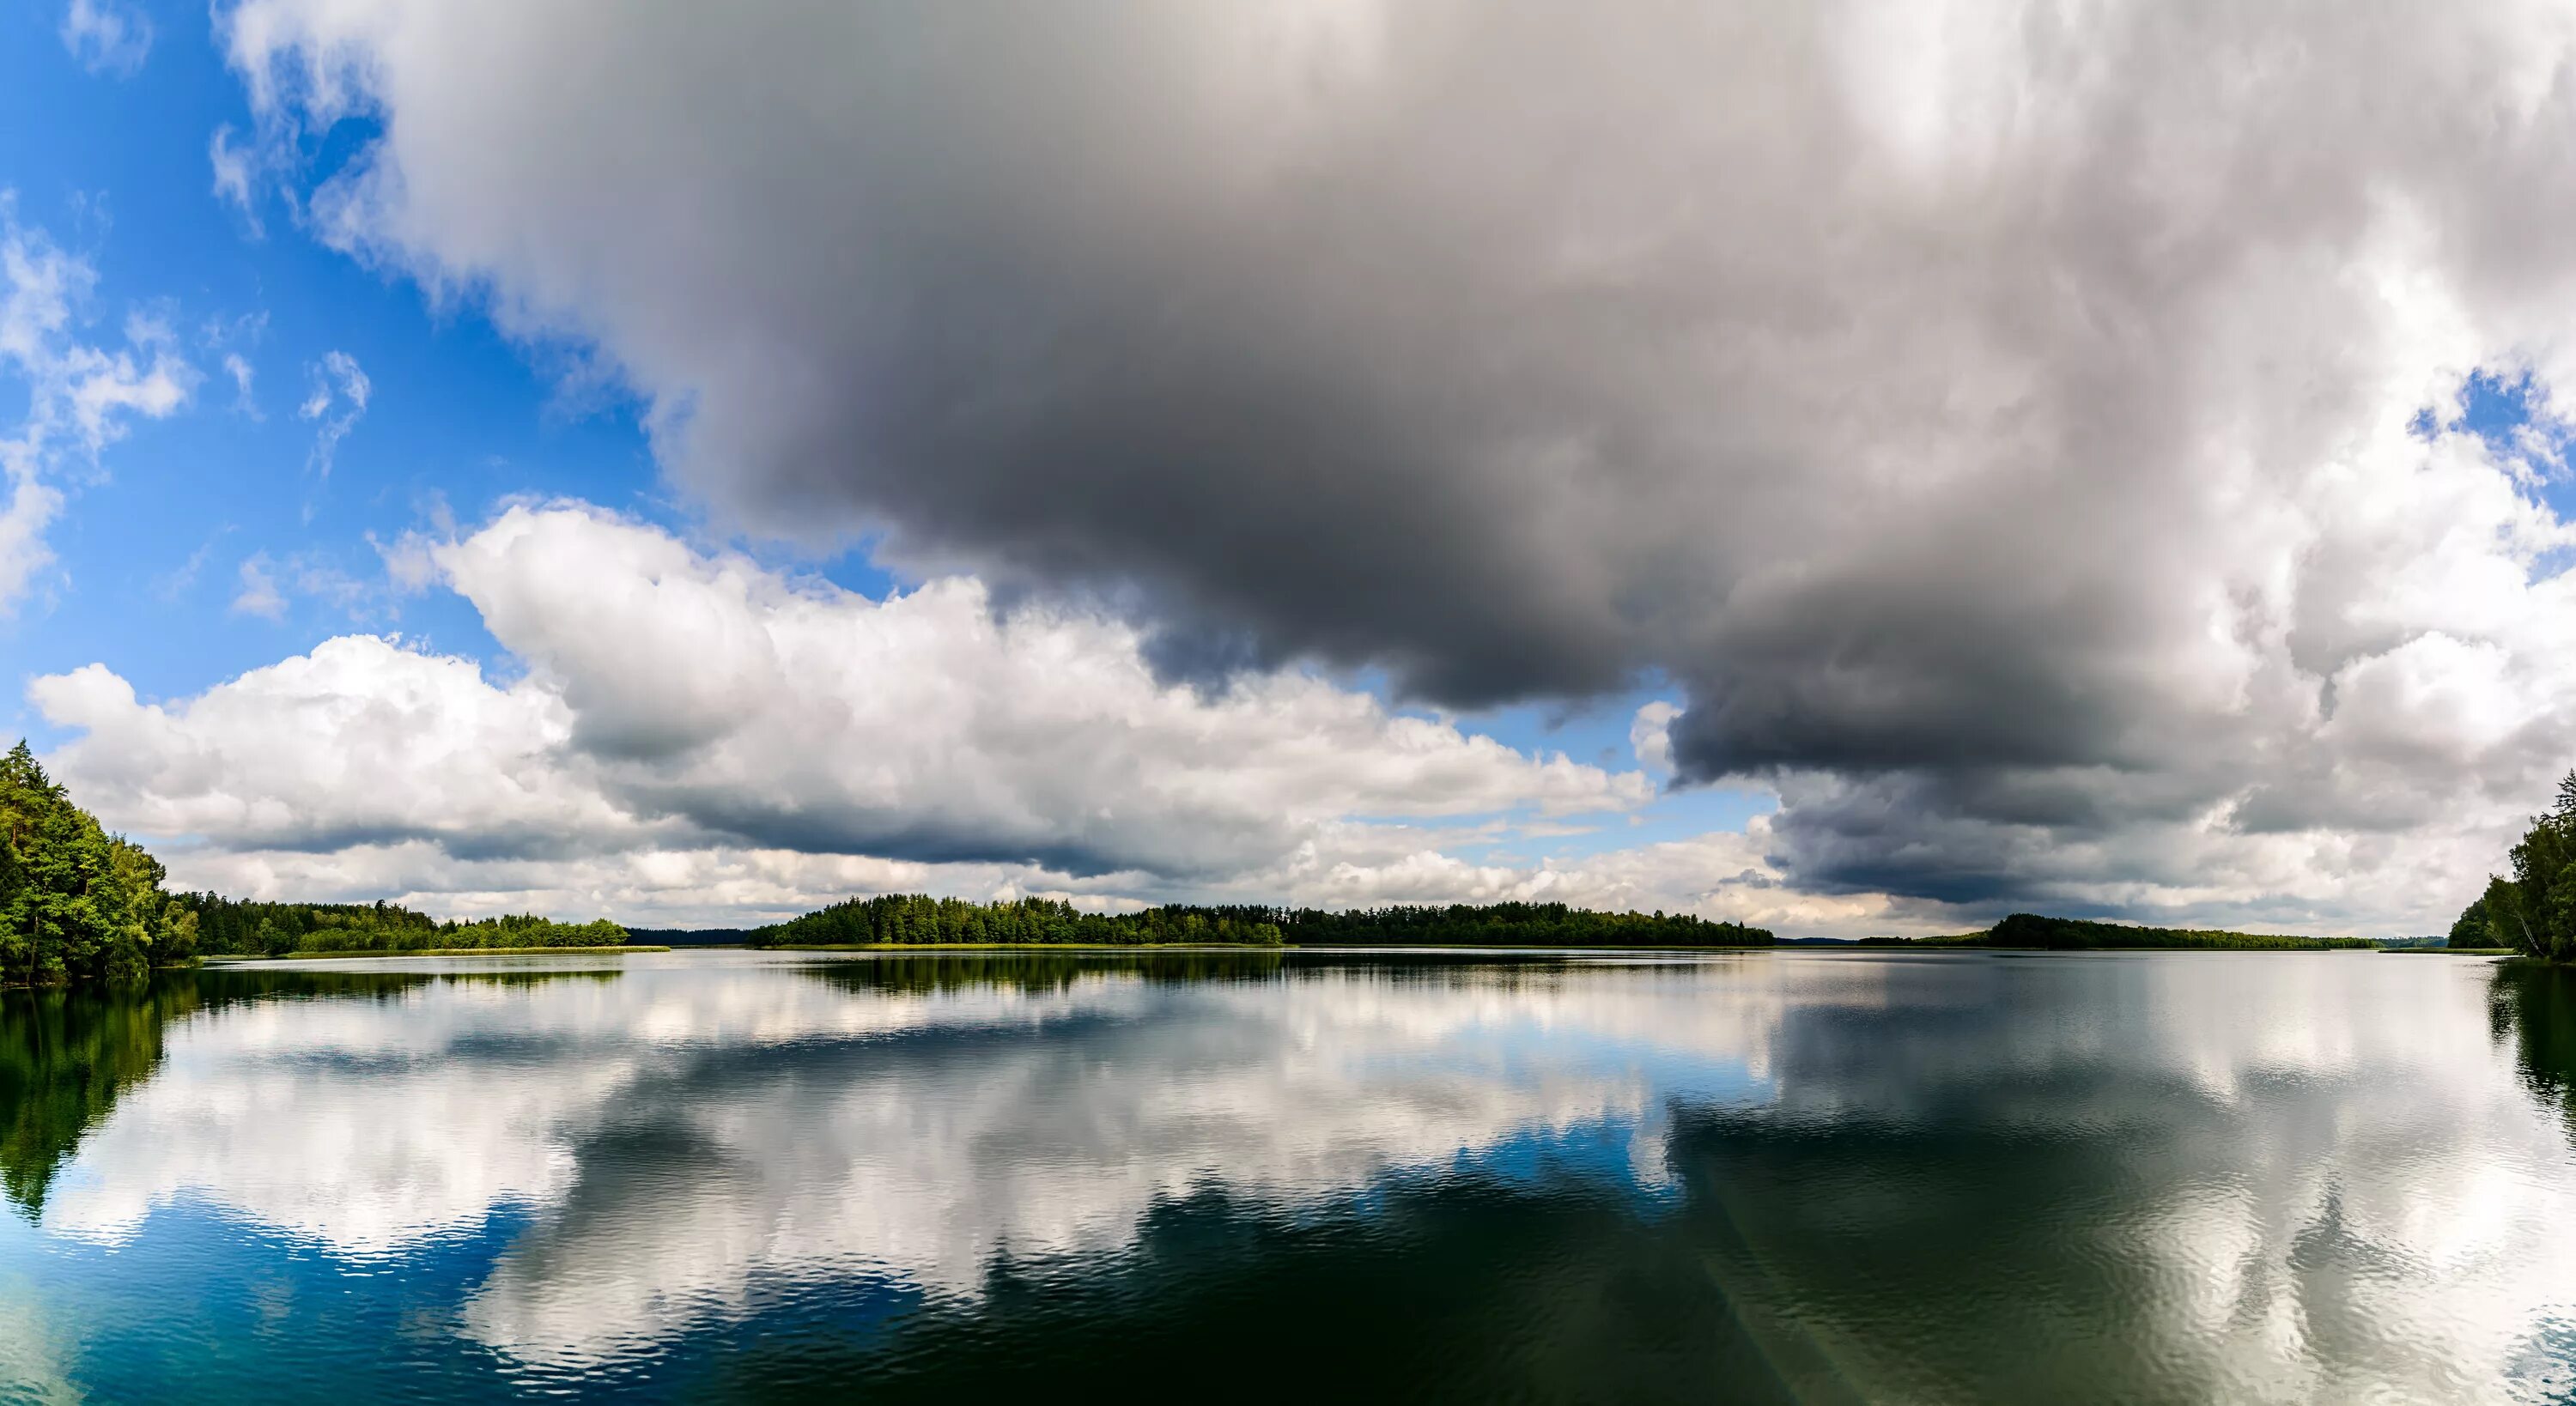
(3, 0, 2573, 936)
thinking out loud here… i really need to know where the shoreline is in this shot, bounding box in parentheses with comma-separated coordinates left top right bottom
(205, 945, 670, 961)
(754, 941, 1799, 953)
(7, 943, 2543, 986)
(756, 942, 1287, 952)
(424, 941, 2409, 956)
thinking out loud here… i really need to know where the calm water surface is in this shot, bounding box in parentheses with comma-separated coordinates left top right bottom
(4, 948, 2576, 1403)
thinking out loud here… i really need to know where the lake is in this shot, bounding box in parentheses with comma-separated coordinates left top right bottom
(3, 948, 2574, 1403)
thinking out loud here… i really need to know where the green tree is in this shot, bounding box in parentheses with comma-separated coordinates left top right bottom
(2449, 895, 2492, 948)
(1, 742, 196, 987)
(2470, 770, 2576, 961)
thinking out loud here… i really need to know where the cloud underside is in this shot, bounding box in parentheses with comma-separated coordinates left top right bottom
(169, 0, 2576, 924)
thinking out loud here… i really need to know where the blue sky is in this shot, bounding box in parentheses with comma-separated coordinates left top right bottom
(2, 0, 647, 717)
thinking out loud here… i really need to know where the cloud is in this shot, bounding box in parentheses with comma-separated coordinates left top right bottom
(203, 311, 265, 415)
(222, 542, 407, 626)
(209, 1, 2576, 926)
(228, 553, 287, 620)
(153, 529, 233, 601)
(209, 126, 262, 235)
(0, 204, 195, 610)
(31, 504, 1705, 924)
(297, 348, 368, 476)
(1629, 701, 1680, 777)
(220, 353, 258, 416)
(59, 0, 150, 77)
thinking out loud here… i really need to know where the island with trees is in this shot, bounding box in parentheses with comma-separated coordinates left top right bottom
(739, 894, 1774, 949)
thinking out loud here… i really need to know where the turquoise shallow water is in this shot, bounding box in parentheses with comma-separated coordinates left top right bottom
(3, 948, 2574, 1403)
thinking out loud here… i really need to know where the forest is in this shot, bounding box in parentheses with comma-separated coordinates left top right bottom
(176, 894, 628, 957)
(1222, 902, 1773, 947)
(754, 894, 1288, 947)
(2449, 771, 2576, 960)
(748, 895, 1774, 948)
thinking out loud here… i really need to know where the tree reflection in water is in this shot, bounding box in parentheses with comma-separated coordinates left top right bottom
(0, 967, 616, 1217)
(2494, 959, 2576, 1134)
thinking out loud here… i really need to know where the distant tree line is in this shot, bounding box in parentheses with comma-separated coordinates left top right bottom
(176, 894, 628, 957)
(1953, 914, 2372, 951)
(1224, 902, 1773, 948)
(754, 894, 1288, 947)
(2450, 771, 2576, 959)
(748, 895, 1773, 948)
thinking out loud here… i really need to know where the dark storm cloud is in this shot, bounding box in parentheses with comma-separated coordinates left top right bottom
(221, 0, 2576, 918)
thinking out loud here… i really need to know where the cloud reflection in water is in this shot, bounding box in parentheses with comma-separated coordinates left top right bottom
(23, 950, 2576, 1401)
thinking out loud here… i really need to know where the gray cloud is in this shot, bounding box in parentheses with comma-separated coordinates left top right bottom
(219, 0, 2576, 921)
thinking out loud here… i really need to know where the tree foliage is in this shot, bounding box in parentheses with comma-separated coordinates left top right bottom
(2449, 897, 2494, 949)
(2463, 770, 2576, 961)
(0, 742, 198, 987)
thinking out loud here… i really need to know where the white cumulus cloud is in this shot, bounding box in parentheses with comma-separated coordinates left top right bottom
(30, 504, 1717, 924)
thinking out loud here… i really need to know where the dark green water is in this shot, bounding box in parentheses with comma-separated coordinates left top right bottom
(4, 948, 2574, 1403)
